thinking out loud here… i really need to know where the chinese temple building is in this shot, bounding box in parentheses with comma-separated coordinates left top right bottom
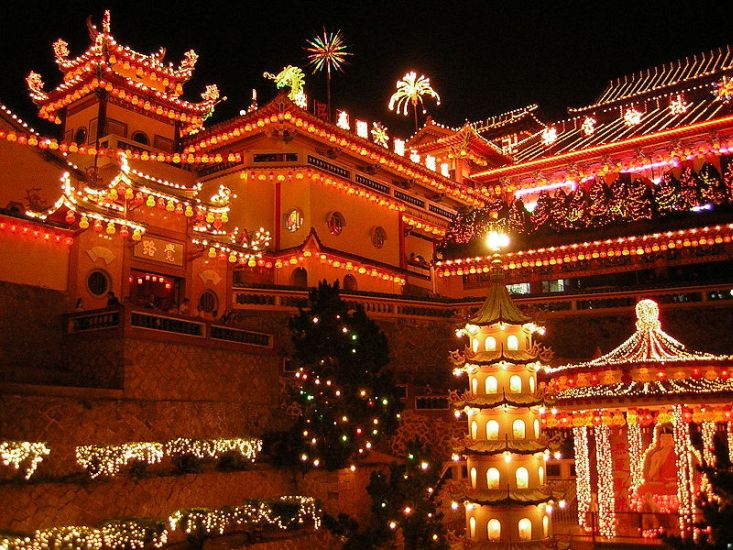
(0, 9, 732, 549)
(544, 299, 733, 539)
(450, 254, 555, 547)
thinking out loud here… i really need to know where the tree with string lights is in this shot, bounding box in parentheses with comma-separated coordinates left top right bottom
(285, 280, 403, 471)
(388, 72, 441, 131)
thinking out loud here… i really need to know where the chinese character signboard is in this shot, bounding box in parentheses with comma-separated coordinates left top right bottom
(134, 236, 184, 266)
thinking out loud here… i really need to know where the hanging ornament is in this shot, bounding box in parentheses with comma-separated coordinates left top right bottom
(247, 257, 257, 268)
(106, 222, 116, 235)
(108, 188, 118, 200)
(119, 226, 129, 239)
(206, 212, 215, 224)
(184, 205, 194, 217)
(65, 211, 76, 224)
(213, 217, 223, 229)
(208, 247, 217, 258)
(220, 212, 229, 223)
(145, 195, 155, 208)
(79, 215, 89, 229)
(156, 197, 165, 209)
(175, 203, 183, 215)
(166, 200, 175, 212)
(132, 229, 142, 241)
(93, 220, 103, 233)
(228, 253, 237, 263)
(124, 187, 134, 200)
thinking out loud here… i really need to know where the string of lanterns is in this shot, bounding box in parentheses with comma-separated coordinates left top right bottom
(0, 216, 73, 246)
(271, 249, 407, 285)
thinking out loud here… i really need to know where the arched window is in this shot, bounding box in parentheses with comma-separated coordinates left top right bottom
(509, 375, 522, 394)
(472, 338, 480, 353)
(534, 419, 540, 438)
(538, 465, 545, 485)
(518, 518, 532, 541)
(487, 468, 500, 489)
(471, 377, 478, 394)
(486, 420, 499, 440)
(487, 519, 501, 541)
(343, 274, 357, 291)
(470, 467, 477, 488)
(516, 466, 529, 489)
(485, 376, 498, 394)
(291, 267, 308, 288)
(469, 517, 477, 538)
(507, 334, 519, 350)
(131, 131, 149, 145)
(471, 420, 478, 440)
(513, 419, 526, 439)
(529, 376, 536, 393)
(485, 336, 496, 351)
(543, 515, 549, 538)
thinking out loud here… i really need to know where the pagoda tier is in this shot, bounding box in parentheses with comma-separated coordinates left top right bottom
(452, 269, 554, 546)
(26, 10, 220, 134)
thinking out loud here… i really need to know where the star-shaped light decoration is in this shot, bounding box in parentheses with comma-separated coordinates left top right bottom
(371, 122, 389, 148)
(581, 116, 597, 136)
(541, 126, 558, 146)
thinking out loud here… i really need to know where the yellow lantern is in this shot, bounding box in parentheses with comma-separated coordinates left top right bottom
(79, 215, 89, 229)
(132, 229, 142, 241)
(208, 247, 217, 258)
(106, 222, 116, 235)
(145, 195, 155, 208)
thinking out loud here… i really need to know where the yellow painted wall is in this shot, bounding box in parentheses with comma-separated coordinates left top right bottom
(72, 229, 127, 309)
(0, 139, 66, 211)
(0, 229, 69, 290)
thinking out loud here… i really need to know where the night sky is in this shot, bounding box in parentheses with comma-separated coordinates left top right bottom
(1, 1, 731, 139)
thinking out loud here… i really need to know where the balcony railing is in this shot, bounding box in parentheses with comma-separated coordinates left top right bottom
(67, 307, 272, 349)
(231, 281, 733, 321)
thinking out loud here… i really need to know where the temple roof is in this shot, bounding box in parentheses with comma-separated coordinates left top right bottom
(453, 391, 542, 409)
(550, 299, 733, 374)
(552, 378, 733, 403)
(456, 438, 547, 456)
(463, 487, 553, 506)
(467, 270, 532, 326)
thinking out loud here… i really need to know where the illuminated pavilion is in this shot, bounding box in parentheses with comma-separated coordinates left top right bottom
(544, 299, 733, 540)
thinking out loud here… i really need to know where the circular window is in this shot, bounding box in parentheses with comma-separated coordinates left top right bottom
(74, 127, 88, 146)
(370, 226, 387, 248)
(327, 211, 346, 235)
(87, 270, 110, 297)
(198, 290, 218, 314)
(131, 131, 150, 145)
(284, 208, 304, 233)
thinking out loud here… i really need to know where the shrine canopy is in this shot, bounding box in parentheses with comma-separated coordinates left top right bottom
(545, 299, 733, 408)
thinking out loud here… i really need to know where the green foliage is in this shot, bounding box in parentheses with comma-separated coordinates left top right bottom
(285, 280, 403, 470)
(664, 448, 733, 549)
(363, 440, 448, 550)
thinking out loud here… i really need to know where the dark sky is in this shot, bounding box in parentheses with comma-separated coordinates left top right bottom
(2, 1, 731, 138)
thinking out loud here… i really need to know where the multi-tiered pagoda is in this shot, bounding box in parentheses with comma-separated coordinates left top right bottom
(451, 259, 554, 547)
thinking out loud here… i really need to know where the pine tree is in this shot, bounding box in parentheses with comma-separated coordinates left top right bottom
(678, 167, 701, 211)
(587, 177, 612, 227)
(549, 188, 569, 231)
(564, 187, 591, 230)
(626, 178, 654, 221)
(655, 172, 681, 214)
(530, 192, 553, 233)
(286, 281, 403, 470)
(698, 163, 726, 206)
(507, 198, 530, 235)
(363, 440, 448, 550)
(609, 175, 630, 222)
(664, 450, 733, 549)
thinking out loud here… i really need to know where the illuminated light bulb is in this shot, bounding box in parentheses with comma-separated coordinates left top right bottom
(403, 506, 411, 515)
(388, 521, 397, 530)
(450, 501, 459, 510)
(313, 459, 320, 467)
(503, 451, 512, 463)
(451, 453, 460, 462)
(349, 464, 356, 472)
(420, 461, 429, 470)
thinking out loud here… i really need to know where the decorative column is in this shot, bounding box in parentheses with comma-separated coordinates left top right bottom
(672, 405, 695, 534)
(595, 423, 616, 538)
(572, 426, 591, 529)
(626, 417, 643, 498)
(728, 422, 733, 464)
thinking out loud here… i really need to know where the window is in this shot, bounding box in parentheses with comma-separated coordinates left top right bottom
(343, 274, 357, 291)
(518, 518, 532, 541)
(543, 515, 549, 538)
(529, 376, 536, 393)
(370, 226, 387, 248)
(291, 267, 308, 288)
(507, 334, 519, 350)
(471, 420, 478, 440)
(471, 377, 478, 394)
(198, 290, 218, 314)
(285, 208, 304, 232)
(487, 519, 501, 541)
(507, 282, 531, 295)
(534, 419, 540, 438)
(469, 517, 476, 538)
(485, 376, 498, 394)
(487, 468, 500, 489)
(516, 467, 529, 488)
(470, 467, 477, 488)
(485, 336, 496, 351)
(509, 375, 522, 394)
(74, 127, 87, 146)
(472, 338, 479, 353)
(538, 465, 545, 484)
(87, 270, 110, 297)
(131, 131, 149, 145)
(513, 419, 526, 439)
(486, 420, 499, 440)
(327, 211, 346, 235)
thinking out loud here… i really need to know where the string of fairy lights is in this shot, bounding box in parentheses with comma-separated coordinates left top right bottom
(76, 437, 262, 479)
(626, 421, 644, 498)
(0, 441, 50, 480)
(0, 497, 319, 550)
(672, 405, 695, 535)
(594, 424, 616, 538)
(572, 426, 591, 529)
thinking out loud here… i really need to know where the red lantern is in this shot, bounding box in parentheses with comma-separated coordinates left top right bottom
(93, 220, 103, 233)
(119, 226, 129, 239)
(65, 211, 76, 224)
